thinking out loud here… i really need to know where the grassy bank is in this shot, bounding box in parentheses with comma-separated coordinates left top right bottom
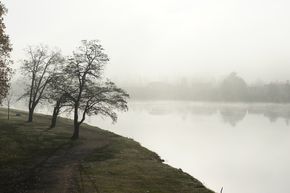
(0, 108, 214, 193)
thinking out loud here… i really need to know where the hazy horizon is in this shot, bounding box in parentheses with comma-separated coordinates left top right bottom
(2, 2, 290, 192)
(4, 0, 290, 83)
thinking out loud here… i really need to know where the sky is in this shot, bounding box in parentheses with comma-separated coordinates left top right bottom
(3, 0, 290, 83)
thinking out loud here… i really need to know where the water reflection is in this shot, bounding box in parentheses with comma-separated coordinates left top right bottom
(11, 101, 290, 193)
(108, 102, 290, 193)
(219, 108, 247, 127)
(13, 101, 290, 126)
(132, 102, 290, 127)
(85, 102, 290, 193)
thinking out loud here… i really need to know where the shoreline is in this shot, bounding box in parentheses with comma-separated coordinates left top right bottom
(0, 108, 214, 193)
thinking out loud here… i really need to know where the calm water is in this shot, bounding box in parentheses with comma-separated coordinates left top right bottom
(17, 101, 290, 193)
(84, 101, 290, 193)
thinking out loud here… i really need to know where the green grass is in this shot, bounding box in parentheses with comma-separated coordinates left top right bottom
(0, 108, 74, 192)
(80, 137, 213, 193)
(0, 107, 214, 193)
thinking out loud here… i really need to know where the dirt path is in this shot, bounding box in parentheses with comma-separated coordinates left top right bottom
(17, 128, 108, 193)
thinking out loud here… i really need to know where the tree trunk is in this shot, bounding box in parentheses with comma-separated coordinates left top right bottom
(50, 107, 59, 129)
(71, 123, 80, 140)
(28, 107, 34, 122)
(71, 104, 80, 140)
(7, 101, 10, 120)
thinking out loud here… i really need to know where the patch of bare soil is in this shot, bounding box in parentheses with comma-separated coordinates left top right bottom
(14, 128, 108, 193)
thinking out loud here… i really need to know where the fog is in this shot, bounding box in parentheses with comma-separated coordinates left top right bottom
(3, 1, 290, 192)
(4, 0, 290, 83)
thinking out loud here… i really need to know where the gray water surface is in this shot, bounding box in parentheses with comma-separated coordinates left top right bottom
(85, 101, 290, 193)
(19, 101, 290, 193)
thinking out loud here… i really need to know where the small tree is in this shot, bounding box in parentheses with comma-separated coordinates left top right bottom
(0, 3, 12, 103)
(4, 86, 14, 120)
(49, 93, 69, 128)
(77, 80, 129, 131)
(62, 40, 129, 139)
(46, 75, 70, 128)
(20, 45, 64, 122)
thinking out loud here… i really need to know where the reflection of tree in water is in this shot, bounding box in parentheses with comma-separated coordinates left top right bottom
(219, 108, 247, 127)
(137, 103, 218, 117)
(130, 102, 290, 126)
(188, 106, 217, 116)
(248, 105, 290, 125)
(263, 111, 279, 122)
(264, 110, 290, 125)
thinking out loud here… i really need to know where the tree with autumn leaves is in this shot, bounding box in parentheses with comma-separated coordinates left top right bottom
(0, 2, 12, 104)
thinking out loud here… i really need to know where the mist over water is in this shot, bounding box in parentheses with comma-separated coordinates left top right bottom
(14, 101, 290, 193)
(4, 0, 290, 192)
(85, 101, 290, 193)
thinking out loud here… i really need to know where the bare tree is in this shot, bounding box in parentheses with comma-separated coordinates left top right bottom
(62, 40, 129, 139)
(20, 45, 64, 122)
(46, 75, 70, 128)
(78, 80, 129, 124)
(4, 86, 14, 120)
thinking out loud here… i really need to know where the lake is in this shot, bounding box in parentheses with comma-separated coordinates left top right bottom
(84, 101, 290, 193)
(17, 101, 290, 193)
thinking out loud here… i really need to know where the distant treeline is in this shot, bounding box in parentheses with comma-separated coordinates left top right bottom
(126, 72, 290, 103)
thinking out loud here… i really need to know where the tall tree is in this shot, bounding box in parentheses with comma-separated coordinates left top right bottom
(0, 2, 12, 103)
(20, 45, 64, 122)
(220, 72, 248, 102)
(62, 40, 129, 139)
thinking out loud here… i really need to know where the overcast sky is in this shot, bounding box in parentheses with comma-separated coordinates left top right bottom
(3, 0, 290, 83)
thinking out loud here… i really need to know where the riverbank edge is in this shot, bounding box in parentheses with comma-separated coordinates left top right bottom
(0, 107, 214, 193)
